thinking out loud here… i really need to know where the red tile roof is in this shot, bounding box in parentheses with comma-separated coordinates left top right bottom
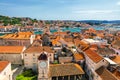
(74, 53, 84, 61)
(0, 46, 24, 54)
(2, 31, 33, 40)
(24, 46, 53, 53)
(64, 38, 73, 42)
(113, 69, 120, 79)
(50, 63, 84, 77)
(111, 55, 120, 65)
(85, 49, 103, 63)
(112, 40, 120, 48)
(96, 66, 119, 80)
(0, 61, 9, 72)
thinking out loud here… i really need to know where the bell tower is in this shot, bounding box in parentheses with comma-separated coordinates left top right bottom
(38, 52, 50, 80)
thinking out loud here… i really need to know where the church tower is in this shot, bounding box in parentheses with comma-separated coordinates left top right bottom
(38, 52, 50, 80)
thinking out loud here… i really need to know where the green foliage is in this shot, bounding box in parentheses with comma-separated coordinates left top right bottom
(16, 69, 37, 80)
(0, 15, 38, 26)
(32, 19, 37, 23)
(22, 70, 34, 77)
(10, 18, 21, 25)
(45, 21, 51, 24)
(53, 60, 59, 64)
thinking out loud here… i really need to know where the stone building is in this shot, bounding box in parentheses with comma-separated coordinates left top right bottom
(0, 61, 12, 80)
(84, 48, 109, 80)
(24, 46, 85, 80)
(23, 46, 54, 71)
(0, 31, 35, 47)
(0, 46, 25, 64)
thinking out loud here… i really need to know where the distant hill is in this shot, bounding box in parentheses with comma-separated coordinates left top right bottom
(0, 15, 37, 26)
(1, 15, 120, 27)
(78, 20, 120, 24)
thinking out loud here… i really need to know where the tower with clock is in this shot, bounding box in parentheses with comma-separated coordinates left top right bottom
(38, 52, 50, 80)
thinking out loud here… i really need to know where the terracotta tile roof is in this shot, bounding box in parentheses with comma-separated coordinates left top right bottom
(97, 47, 115, 56)
(0, 46, 24, 54)
(52, 36, 64, 46)
(74, 39, 88, 47)
(112, 40, 120, 48)
(90, 44, 98, 51)
(74, 53, 84, 61)
(56, 36, 64, 41)
(15, 35, 31, 39)
(64, 38, 73, 42)
(0, 26, 4, 28)
(52, 40, 61, 46)
(85, 49, 103, 63)
(59, 57, 72, 63)
(113, 69, 120, 79)
(50, 35, 57, 39)
(73, 39, 81, 46)
(35, 35, 41, 40)
(100, 45, 106, 48)
(50, 63, 84, 77)
(89, 45, 97, 51)
(3, 34, 14, 39)
(111, 55, 120, 65)
(0, 61, 9, 72)
(18, 31, 33, 35)
(96, 66, 119, 80)
(97, 33, 104, 38)
(67, 42, 74, 47)
(2, 31, 33, 40)
(31, 39, 42, 46)
(73, 33, 79, 37)
(107, 34, 114, 37)
(88, 28, 96, 32)
(2, 34, 28, 39)
(24, 46, 53, 53)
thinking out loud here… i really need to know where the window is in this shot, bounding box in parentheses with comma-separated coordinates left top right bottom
(33, 58, 36, 62)
(33, 63, 36, 66)
(33, 54, 35, 56)
(25, 63, 28, 66)
(117, 53, 119, 55)
(4, 72, 6, 75)
(25, 54, 27, 56)
(9, 75, 11, 80)
(103, 60, 104, 62)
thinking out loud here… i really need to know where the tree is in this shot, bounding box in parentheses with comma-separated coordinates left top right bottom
(16, 69, 37, 80)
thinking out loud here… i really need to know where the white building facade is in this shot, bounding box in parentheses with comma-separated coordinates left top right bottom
(0, 61, 12, 80)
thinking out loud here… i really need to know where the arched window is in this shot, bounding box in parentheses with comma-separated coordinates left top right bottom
(38, 53, 47, 60)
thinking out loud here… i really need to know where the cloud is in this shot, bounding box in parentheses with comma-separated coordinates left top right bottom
(73, 10, 114, 14)
(71, 9, 120, 20)
(117, 1, 120, 5)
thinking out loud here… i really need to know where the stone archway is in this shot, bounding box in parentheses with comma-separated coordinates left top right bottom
(38, 52, 47, 60)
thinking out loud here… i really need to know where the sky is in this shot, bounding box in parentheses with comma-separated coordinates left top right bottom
(0, 0, 120, 20)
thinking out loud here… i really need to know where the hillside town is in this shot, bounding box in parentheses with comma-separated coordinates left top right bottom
(0, 21, 120, 80)
(1, 0, 120, 79)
